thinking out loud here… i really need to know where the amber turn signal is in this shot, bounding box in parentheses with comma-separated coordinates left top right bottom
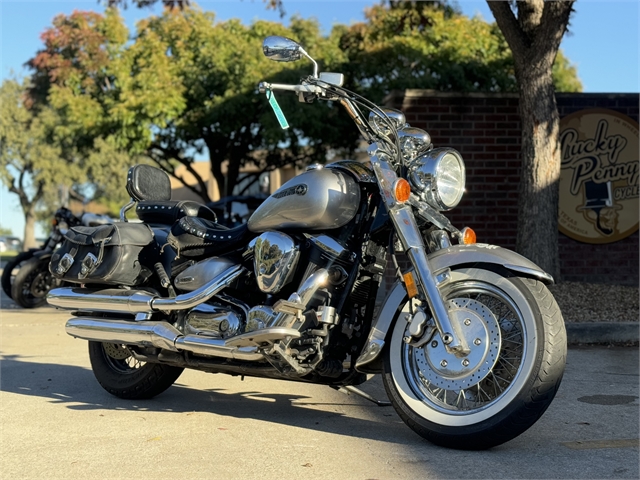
(403, 271, 419, 298)
(393, 178, 411, 203)
(460, 227, 476, 245)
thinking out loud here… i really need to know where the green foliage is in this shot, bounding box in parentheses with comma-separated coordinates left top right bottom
(0, 79, 64, 245)
(25, 1, 581, 203)
(552, 50, 582, 92)
(339, 2, 580, 102)
(25, 9, 146, 215)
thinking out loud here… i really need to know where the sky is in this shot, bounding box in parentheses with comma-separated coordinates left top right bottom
(1, 0, 639, 238)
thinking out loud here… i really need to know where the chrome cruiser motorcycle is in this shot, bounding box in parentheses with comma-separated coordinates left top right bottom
(47, 36, 566, 450)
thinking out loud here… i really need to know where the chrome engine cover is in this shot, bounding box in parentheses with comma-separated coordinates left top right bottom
(185, 303, 242, 338)
(251, 231, 299, 294)
(248, 168, 360, 232)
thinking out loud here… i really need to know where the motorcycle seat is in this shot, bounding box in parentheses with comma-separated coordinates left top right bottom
(136, 200, 217, 225)
(167, 216, 252, 257)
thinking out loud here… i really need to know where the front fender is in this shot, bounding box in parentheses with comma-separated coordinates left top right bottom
(354, 244, 552, 372)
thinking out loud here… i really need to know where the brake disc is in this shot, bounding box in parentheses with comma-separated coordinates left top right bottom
(413, 298, 501, 390)
(102, 343, 132, 360)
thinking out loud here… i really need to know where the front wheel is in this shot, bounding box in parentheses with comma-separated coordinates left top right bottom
(382, 267, 566, 450)
(88, 341, 184, 399)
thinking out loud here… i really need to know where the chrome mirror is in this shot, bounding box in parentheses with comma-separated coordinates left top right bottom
(263, 36, 303, 62)
(262, 36, 318, 77)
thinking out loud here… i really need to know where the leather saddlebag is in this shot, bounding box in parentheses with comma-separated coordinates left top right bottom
(50, 222, 155, 286)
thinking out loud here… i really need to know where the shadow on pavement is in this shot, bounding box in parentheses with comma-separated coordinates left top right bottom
(0, 353, 416, 445)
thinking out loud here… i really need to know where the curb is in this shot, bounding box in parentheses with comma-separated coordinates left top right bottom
(566, 322, 639, 344)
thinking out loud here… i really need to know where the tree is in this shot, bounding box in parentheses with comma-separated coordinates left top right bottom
(29, 7, 358, 200)
(488, 1, 575, 279)
(338, 1, 579, 101)
(26, 10, 146, 217)
(129, 9, 356, 198)
(0, 80, 64, 248)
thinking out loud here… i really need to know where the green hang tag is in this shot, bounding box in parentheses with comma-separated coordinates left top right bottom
(266, 89, 289, 130)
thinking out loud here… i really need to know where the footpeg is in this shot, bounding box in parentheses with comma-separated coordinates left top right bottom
(273, 298, 303, 316)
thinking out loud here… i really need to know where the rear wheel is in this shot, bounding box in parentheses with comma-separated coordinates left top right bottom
(382, 267, 566, 450)
(10, 257, 57, 308)
(88, 341, 184, 399)
(1, 251, 35, 299)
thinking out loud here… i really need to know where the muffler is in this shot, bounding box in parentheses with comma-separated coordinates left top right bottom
(47, 265, 245, 314)
(66, 317, 263, 361)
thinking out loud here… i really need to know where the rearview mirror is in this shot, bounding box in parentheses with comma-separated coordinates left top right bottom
(263, 36, 303, 62)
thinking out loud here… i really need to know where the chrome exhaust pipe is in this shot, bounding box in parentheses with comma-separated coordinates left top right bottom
(66, 317, 263, 361)
(48, 265, 245, 314)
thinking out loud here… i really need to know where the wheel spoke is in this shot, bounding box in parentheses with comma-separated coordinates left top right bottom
(402, 278, 527, 414)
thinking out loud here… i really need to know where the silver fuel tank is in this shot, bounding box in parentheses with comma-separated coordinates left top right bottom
(248, 167, 361, 232)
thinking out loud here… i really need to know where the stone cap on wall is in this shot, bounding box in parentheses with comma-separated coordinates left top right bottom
(385, 89, 639, 104)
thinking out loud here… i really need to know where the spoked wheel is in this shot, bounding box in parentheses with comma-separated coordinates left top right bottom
(88, 341, 184, 400)
(10, 257, 58, 308)
(383, 267, 566, 450)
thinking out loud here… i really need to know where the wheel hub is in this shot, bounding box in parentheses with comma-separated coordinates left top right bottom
(414, 298, 501, 390)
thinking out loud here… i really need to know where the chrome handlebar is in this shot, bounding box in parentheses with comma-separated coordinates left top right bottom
(258, 82, 323, 94)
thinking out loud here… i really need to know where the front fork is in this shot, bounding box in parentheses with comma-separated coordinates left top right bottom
(369, 148, 469, 357)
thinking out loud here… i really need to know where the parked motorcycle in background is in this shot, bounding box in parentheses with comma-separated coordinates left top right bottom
(46, 36, 567, 450)
(2, 208, 112, 308)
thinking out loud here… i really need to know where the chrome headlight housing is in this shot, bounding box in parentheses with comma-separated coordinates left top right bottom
(409, 148, 466, 211)
(368, 108, 406, 137)
(397, 126, 431, 163)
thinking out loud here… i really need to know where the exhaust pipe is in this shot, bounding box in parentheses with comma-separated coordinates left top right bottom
(66, 317, 263, 361)
(48, 265, 245, 314)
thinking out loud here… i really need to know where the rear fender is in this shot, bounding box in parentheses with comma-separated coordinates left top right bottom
(355, 244, 552, 373)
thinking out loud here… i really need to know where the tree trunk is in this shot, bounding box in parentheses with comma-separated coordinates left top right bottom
(488, 0, 574, 280)
(23, 210, 37, 250)
(516, 63, 560, 278)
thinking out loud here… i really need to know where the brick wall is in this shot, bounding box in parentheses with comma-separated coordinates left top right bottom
(386, 90, 639, 285)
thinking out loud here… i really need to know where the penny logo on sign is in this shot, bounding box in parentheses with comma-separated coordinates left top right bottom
(559, 109, 639, 244)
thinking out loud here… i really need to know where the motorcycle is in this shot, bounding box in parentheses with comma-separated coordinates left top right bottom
(1, 208, 112, 308)
(46, 36, 566, 450)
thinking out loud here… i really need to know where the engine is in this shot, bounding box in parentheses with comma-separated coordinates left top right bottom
(178, 231, 357, 378)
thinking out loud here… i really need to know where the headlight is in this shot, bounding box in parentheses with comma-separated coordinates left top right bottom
(397, 126, 431, 162)
(409, 148, 465, 211)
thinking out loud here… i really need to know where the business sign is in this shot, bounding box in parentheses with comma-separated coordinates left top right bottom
(559, 109, 639, 244)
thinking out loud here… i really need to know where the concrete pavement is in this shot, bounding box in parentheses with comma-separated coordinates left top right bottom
(1, 300, 638, 479)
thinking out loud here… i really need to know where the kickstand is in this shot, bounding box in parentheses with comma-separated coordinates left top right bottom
(331, 385, 392, 407)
